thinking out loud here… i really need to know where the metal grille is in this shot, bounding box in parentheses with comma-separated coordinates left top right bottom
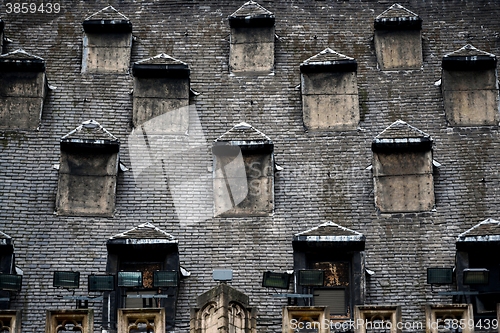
(314, 289, 346, 315)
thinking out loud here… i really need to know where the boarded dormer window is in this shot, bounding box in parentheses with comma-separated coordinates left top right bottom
(371, 120, 435, 213)
(132, 54, 190, 132)
(81, 6, 132, 74)
(300, 48, 359, 131)
(228, 1, 275, 75)
(0, 49, 47, 130)
(441, 44, 499, 126)
(374, 4, 423, 70)
(56, 120, 120, 217)
(213, 123, 274, 217)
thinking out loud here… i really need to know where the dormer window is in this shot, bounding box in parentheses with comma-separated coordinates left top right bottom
(441, 44, 499, 126)
(371, 120, 435, 213)
(292, 222, 366, 320)
(228, 1, 275, 75)
(374, 4, 423, 70)
(456, 218, 500, 324)
(55, 120, 120, 217)
(81, 6, 132, 74)
(132, 54, 190, 132)
(300, 48, 359, 131)
(213, 122, 274, 217)
(0, 49, 47, 130)
(106, 223, 180, 332)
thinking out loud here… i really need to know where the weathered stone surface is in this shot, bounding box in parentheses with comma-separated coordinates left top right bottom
(134, 78, 190, 98)
(373, 151, 433, 176)
(132, 98, 189, 131)
(301, 72, 358, 95)
(302, 94, 359, 130)
(443, 89, 499, 126)
(374, 30, 422, 70)
(229, 28, 274, 74)
(82, 33, 132, 73)
(374, 174, 435, 213)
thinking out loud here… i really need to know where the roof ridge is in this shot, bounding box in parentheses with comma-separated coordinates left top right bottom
(444, 43, 496, 58)
(301, 48, 354, 65)
(375, 120, 431, 139)
(458, 218, 500, 238)
(110, 222, 176, 240)
(214, 122, 272, 142)
(134, 53, 188, 65)
(0, 48, 44, 61)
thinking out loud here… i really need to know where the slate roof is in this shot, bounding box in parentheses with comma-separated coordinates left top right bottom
(293, 221, 365, 243)
(109, 222, 177, 243)
(229, 0, 273, 18)
(457, 218, 500, 242)
(61, 119, 119, 144)
(85, 5, 129, 21)
(214, 122, 272, 144)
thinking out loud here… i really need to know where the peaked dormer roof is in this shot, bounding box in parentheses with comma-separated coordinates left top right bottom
(457, 218, 500, 244)
(0, 49, 45, 72)
(109, 222, 177, 243)
(374, 3, 422, 30)
(132, 53, 190, 78)
(293, 222, 365, 250)
(372, 120, 432, 152)
(228, 1, 275, 28)
(0, 231, 13, 251)
(442, 44, 497, 70)
(300, 48, 357, 73)
(214, 122, 273, 145)
(61, 120, 119, 150)
(83, 6, 132, 33)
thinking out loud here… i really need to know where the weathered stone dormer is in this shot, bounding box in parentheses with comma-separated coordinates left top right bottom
(106, 222, 180, 332)
(213, 122, 274, 217)
(55, 120, 120, 217)
(374, 4, 423, 70)
(0, 49, 47, 130)
(132, 54, 190, 132)
(81, 6, 132, 73)
(190, 284, 256, 333)
(300, 48, 359, 131)
(442, 44, 499, 126)
(228, 1, 275, 75)
(371, 120, 434, 213)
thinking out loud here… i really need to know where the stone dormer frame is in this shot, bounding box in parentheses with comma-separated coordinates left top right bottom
(45, 309, 93, 333)
(81, 6, 132, 74)
(300, 48, 359, 131)
(228, 1, 275, 75)
(354, 305, 402, 333)
(0, 310, 21, 333)
(132, 54, 190, 132)
(106, 223, 180, 332)
(213, 122, 274, 217)
(0, 49, 47, 131)
(441, 44, 499, 126)
(425, 304, 473, 333)
(190, 284, 256, 333)
(55, 120, 120, 217)
(374, 4, 423, 70)
(372, 120, 435, 213)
